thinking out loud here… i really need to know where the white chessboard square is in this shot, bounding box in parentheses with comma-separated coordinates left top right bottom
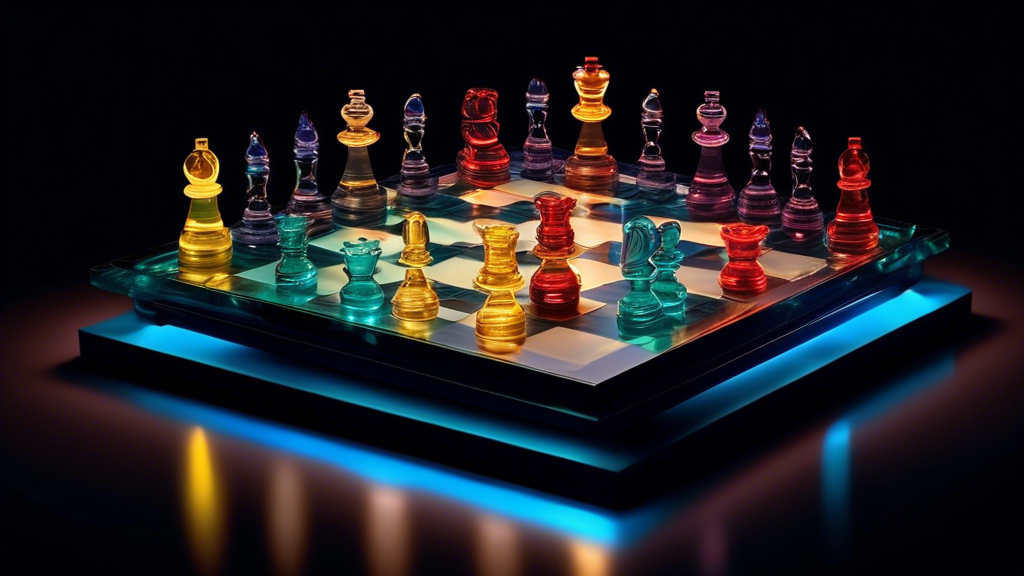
(521, 326, 629, 369)
(759, 250, 827, 281)
(676, 265, 725, 299)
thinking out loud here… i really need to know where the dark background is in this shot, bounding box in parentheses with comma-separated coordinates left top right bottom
(2, 2, 1020, 305)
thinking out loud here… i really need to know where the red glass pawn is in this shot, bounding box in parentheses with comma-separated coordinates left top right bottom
(456, 88, 511, 188)
(827, 137, 879, 255)
(530, 192, 581, 313)
(718, 224, 769, 295)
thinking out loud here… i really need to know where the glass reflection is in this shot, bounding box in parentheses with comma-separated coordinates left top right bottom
(476, 515, 519, 576)
(183, 427, 226, 576)
(570, 540, 611, 576)
(267, 458, 308, 576)
(366, 485, 411, 576)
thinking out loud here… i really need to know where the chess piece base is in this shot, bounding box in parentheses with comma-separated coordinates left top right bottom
(782, 196, 824, 241)
(529, 259, 581, 312)
(179, 198, 233, 270)
(827, 189, 879, 255)
(565, 122, 618, 194)
(637, 168, 677, 202)
(332, 146, 387, 226)
(616, 289, 665, 328)
(652, 272, 687, 315)
(456, 148, 511, 188)
(522, 136, 555, 181)
(231, 206, 279, 247)
(688, 147, 736, 220)
(738, 183, 782, 225)
(392, 269, 440, 321)
(286, 195, 333, 236)
(476, 290, 527, 354)
(398, 159, 439, 198)
(718, 262, 767, 295)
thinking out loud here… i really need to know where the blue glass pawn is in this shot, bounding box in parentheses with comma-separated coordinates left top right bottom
(398, 94, 439, 198)
(340, 238, 384, 315)
(275, 215, 318, 297)
(617, 217, 666, 333)
(651, 221, 687, 315)
(285, 113, 332, 235)
(232, 132, 279, 246)
(636, 89, 676, 201)
(522, 78, 555, 181)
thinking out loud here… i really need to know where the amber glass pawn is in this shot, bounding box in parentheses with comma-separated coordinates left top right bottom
(564, 57, 619, 194)
(827, 137, 879, 255)
(392, 212, 439, 321)
(179, 138, 232, 273)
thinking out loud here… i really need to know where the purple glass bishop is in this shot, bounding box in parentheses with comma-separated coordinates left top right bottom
(781, 127, 824, 241)
(738, 110, 781, 224)
(521, 78, 557, 181)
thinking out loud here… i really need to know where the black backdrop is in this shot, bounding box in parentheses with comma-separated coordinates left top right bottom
(3, 3, 1020, 302)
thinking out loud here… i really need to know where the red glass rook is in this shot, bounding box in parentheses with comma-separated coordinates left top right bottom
(718, 224, 769, 296)
(530, 192, 581, 313)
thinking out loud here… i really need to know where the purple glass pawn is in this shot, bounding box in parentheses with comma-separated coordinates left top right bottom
(687, 91, 735, 220)
(781, 127, 824, 241)
(636, 89, 676, 201)
(397, 93, 439, 198)
(521, 78, 555, 181)
(738, 110, 781, 224)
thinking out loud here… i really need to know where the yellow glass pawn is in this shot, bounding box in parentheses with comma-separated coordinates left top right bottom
(179, 138, 232, 273)
(475, 289, 526, 354)
(473, 220, 524, 292)
(392, 212, 439, 321)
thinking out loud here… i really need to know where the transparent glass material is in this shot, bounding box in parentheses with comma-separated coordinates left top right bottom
(456, 88, 510, 188)
(617, 217, 665, 333)
(476, 289, 526, 354)
(738, 110, 781, 225)
(275, 215, 317, 297)
(782, 127, 824, 241)
(392, 212, 439, 321)
(178, 138, 232, 277)
(332, 90, 387, 226)
(340, 238, 384, 316)
(529, 192, 581, 313)
(636, 89, 676, 201)
(564, 57, 619, 194)
(687, 91, 736, 220)
(398, 94, 439, 198)
(827, 137, 880, 255)
(521, 79, 556, 181)
(285, 113, 332, 236)
(719, 224, 770, 295)
(651, 221, 687, 315)
(232, 132, 279, 247)
(473, 220, 524, 292)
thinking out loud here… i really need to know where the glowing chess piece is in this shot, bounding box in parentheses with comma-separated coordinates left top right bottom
(476, 289, 527, 354)
(564, 57, 619, 194)
(738, 110, 781, 225)
(827, 137, 879, 255)
(781, 127, 824, 241)
(617, 217, 665, 331)
(275, 215, 318, 296)
(521, 78, 555, 181)
(232, 132, 278, 247)
(392, 213, 439, 321)
(285, 112, 332, 236)
(179, 138, 232, 272)
(473, 220, 524, 292)
(339, 238, 384, 316)
(529, 192, 581, 314)
(687, 91, 736, 220)
(718, 224, 769, 295)
(398, 94, 439, 198)
(332, 90, 386, 226)
(457, 88, 510, 188)
(651, 221, 687, 315)
(636, 89, 676, 201)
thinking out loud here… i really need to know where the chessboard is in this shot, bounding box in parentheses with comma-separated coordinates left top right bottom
(89, 154, 949, 431)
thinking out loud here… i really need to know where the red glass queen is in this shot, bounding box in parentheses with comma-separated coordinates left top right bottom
(718, 224, 769, 296)
(456, 88, 511, 188)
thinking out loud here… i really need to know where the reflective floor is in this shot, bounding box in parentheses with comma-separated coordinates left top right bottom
(2, 250, 1021, 575)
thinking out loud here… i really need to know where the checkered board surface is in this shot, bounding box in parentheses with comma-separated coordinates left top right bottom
(199, 168, 853, 387)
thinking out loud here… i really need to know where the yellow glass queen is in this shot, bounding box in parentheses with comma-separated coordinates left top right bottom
(179, 138, 232, 272)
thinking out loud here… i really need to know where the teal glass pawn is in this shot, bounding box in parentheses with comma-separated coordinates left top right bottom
(340, 238, 384, 315)
(275, 215, 318, 297)
(617, 217, 666, 333)
(651, 221, 687, 315)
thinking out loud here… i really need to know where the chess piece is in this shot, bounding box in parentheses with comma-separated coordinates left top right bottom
(636, 89, 676, 201)
(392, 212, 439, 321)
(529, 192, 581, 314)
(521, 78, 555, 181)
(687, 91, 736, 220)
(285, 112, 332, 236)
(275, 215, 318, 296)
(564, 57, 619, 194)
(738, 110, 781, 225)
(718, 224, 769, 295)
(473, 220, 524, 292)
(332, 90, 387, 226)
(232, 132, 279, 247)
(827, 137, 879, 255)
(651, 221, 687, 315)
(476, 289, 527, 354)
(397, 94, 439, 198)
(457, 88, 511, 188)
(781, 127, 824, 241)
(339, 238, 384, 315)
(617, 217, 665, 330)
(179, 138, 232, 272)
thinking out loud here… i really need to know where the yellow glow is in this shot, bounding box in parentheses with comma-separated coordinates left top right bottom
(179, 139, 231, 271)
(183, 427, 225, 576)
(570, 540, 611, 576)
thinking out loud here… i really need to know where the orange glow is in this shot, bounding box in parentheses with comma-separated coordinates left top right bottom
(366, 485, 411, 576)
(476, 515, 519, 576)
(571, 540, 611, 576)
(267, 459, 308, 576)
(183, 427, 225, 576)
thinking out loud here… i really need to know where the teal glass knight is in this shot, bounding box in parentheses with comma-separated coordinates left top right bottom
(617, 217, 666, 334)
(340, 238, 384, 316)
(285, 113, 332, 235)
(275, 215, 318, 297)
(232, 132, 279, 247)
(651, 221, 687, 315)
(636, 89, 676, 201)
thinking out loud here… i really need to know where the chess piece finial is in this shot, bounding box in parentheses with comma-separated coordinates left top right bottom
(232, 132, 279, 247)
(275, 215, 318, 297)
(392, 213, 440, 321)
(476, 290, 527, 354)
(398, 93, 439, 198)
(687, 91, 736, 220)
(827, 137, 879, 255)
(529, 192, 581, 314)
(456, 88, 511, 188)
(564, 56, 619, 194)
(179, 138, 232, 275)
(617, 217, 665, 332)
(651, 221, 687, 315)
(339, 238, 385, 317)
(636, 89, 676, 201)
(521, 78, 556, 181)
(718, 224, 769, 295)
(738, 110, 781, 224)
(286, 112, 332, 235)
(781, 126, 824, 241)
(473, 220, 524, 292)
(399, 211, 433, 267)
(332, 90, 386, 226)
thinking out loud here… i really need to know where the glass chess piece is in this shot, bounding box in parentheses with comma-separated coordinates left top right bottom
(636, 89, 676, 201)
(179, 138, 233, 276)
(456, 88, 511, 188)
(687, 91, 736, 220)
(475, 289, 527, 354)
(473, 220, 524, 292)
(781, 127, 824, 241)
(332, 90, 387, 227)
(521, 78, 556, 181)
(617, 216, 666, 334)
(827, 137, 879, 255)
(564, 57, 619, 194)
(397, 94, 439, 198)
(718, 223, 769, 295)
(651, 221, 687, 315)
(339, 238, 384, 316)
(232, 132, 279, 247)
(529, 192, 581, 314)
(392, 212, 440, 321)
(738, 110, 781, 225)
(285, 112, 332, 236)
(275, 215, 318, 297)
